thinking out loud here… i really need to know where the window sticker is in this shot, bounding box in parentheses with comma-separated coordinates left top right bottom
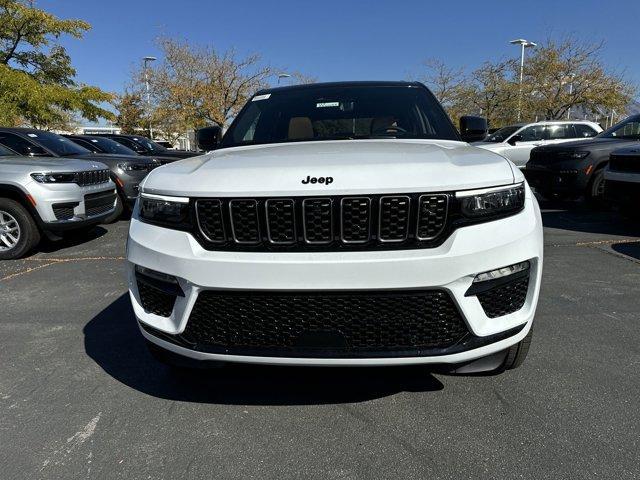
(27, 134, 38, 137)
(316, 102, 340, 108)
(252, 94, 271, 101)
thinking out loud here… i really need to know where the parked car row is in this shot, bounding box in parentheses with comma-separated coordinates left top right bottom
(0, 128, 200, 259)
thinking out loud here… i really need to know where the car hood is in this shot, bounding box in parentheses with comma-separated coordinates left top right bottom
(147, 150, 198, 159)
(141, 139, 518, 197)
(0, 155, 109, 174)
(535, 137, 639, 151)
(72, 153, 156, 166)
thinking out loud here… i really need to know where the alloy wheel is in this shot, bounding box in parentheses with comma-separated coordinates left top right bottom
(0, 210, 21, 251)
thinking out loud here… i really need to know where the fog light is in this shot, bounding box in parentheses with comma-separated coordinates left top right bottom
(473, 261, 530, 283)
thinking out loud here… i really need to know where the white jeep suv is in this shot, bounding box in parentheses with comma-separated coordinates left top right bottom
(474, 120, 602, 168)
(127, 81, 543, 374)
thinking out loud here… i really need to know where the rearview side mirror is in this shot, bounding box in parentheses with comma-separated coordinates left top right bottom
(508, 134, 523, 146)
(196, 126, 222, 151)
(459, 116, 488, 143)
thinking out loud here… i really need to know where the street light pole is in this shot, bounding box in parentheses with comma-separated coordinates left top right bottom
(510, 39, 536, 121)
(277, 73, 291, 85)
(143, 56, 157, 138)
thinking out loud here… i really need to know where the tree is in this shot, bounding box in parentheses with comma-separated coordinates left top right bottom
(0, 0, 113, 128)
(464, 60, 520, 126)
(417, 59, 467, 121)
(521, 37, 635, 120)
(113, 90, 147, 134)
(146, 38, 275, 129)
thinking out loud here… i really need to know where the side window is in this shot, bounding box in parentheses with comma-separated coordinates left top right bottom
(519, 126, 545, 142)
(115, 137, 145, 153)
(574, 124, 597, 138)
(0, 133, 47, 156)
(70, 138, 98, 152)
(546, 124, 572, 140)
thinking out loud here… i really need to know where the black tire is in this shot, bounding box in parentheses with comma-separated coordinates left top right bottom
(0, 198, 40, 260)
(500, 327, 533, 371)
(103, 193, 124, 224)
(586, 168, 605, 204)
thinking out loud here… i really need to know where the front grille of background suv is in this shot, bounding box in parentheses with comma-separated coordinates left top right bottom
(75, 169, 111, 186)
(193, 193, 449, 251)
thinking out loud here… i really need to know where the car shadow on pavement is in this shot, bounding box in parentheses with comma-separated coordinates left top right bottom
(84, 294, 444, 405)
(611, 241, 640, 261)
(539, 198, 640, 237)
(34, 226, 108, 255)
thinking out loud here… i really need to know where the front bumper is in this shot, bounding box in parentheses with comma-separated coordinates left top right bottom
(604, 172, 640, 205)
(28, 180, 117, 230)
(523, 165, 588, 195)
(127, 190, 543, 366)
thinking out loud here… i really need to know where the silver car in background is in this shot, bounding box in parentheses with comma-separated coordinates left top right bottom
(0, 144, 116, 259)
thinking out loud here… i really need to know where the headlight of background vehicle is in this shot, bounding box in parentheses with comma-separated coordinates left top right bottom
(118, 162, 151, 172)
(139, 193, 191, 229)
(457, 183, 525, 218)
(31, 172, 77, 183)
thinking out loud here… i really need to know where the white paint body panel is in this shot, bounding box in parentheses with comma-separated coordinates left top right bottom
(128, 139, 543, 366)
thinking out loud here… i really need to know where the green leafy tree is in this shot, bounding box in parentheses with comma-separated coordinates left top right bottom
(0, 0, 113, 128)
(113, 90, 147, 134)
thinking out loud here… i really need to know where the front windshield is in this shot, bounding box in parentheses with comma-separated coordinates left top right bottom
(0, 144, 15, 156)
(220, 85, 458, 149)
(485, 126, 521, 143)
(28, 131, 91, 156)
(130, 136, 167, 153)
(598, 117, 640, 140)
(87, 137, 138, 155)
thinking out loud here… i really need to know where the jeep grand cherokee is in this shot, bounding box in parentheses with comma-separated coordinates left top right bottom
(127, 81, 543, 374)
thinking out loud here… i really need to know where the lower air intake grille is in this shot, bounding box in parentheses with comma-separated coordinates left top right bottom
(53, 203, 77, 220)
(478, 277, 529, 318)
(136, 278, 177, 317)
(84, 190, 116, 217)
(181, 289, 470, 357)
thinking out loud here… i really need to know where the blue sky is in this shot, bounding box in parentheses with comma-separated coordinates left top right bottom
(40, 0, 640, 95)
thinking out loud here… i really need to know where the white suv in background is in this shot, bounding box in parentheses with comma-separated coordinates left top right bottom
(474, 121, 602, 168)
(127, 81, 543, 374)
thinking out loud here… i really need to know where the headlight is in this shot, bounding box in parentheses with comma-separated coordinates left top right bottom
(139, 193, 191, 229)
(31, 172, 77, 183)
(457, 183, 525, 218)
(118, 162, 151, 172)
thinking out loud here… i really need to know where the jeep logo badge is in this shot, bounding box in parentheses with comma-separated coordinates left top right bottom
(301, 175, 333, 185)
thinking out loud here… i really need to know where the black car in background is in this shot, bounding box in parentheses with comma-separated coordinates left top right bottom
(64, 134, 175, 165)
(0, 128, 158, 221)
(98, 134, 199, 159)
(525, 114, 640, 201)
(604, 146, 640, 213)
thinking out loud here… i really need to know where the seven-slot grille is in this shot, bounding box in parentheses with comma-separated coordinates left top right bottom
(75, 169, 110, 186)
(194, 193, 449, 251)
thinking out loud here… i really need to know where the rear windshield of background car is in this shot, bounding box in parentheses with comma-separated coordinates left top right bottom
(221, 85, 459, 148)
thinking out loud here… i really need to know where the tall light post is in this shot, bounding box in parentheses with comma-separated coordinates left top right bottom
(277, 73, 291, 85)
(142, 56, 157, 138)
(510, 39, 536, 121)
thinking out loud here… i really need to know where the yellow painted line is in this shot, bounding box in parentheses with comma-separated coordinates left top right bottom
(0, 256, 125, 283)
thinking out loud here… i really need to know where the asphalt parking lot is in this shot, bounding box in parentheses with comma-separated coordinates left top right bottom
(1, 200, 639, 480)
